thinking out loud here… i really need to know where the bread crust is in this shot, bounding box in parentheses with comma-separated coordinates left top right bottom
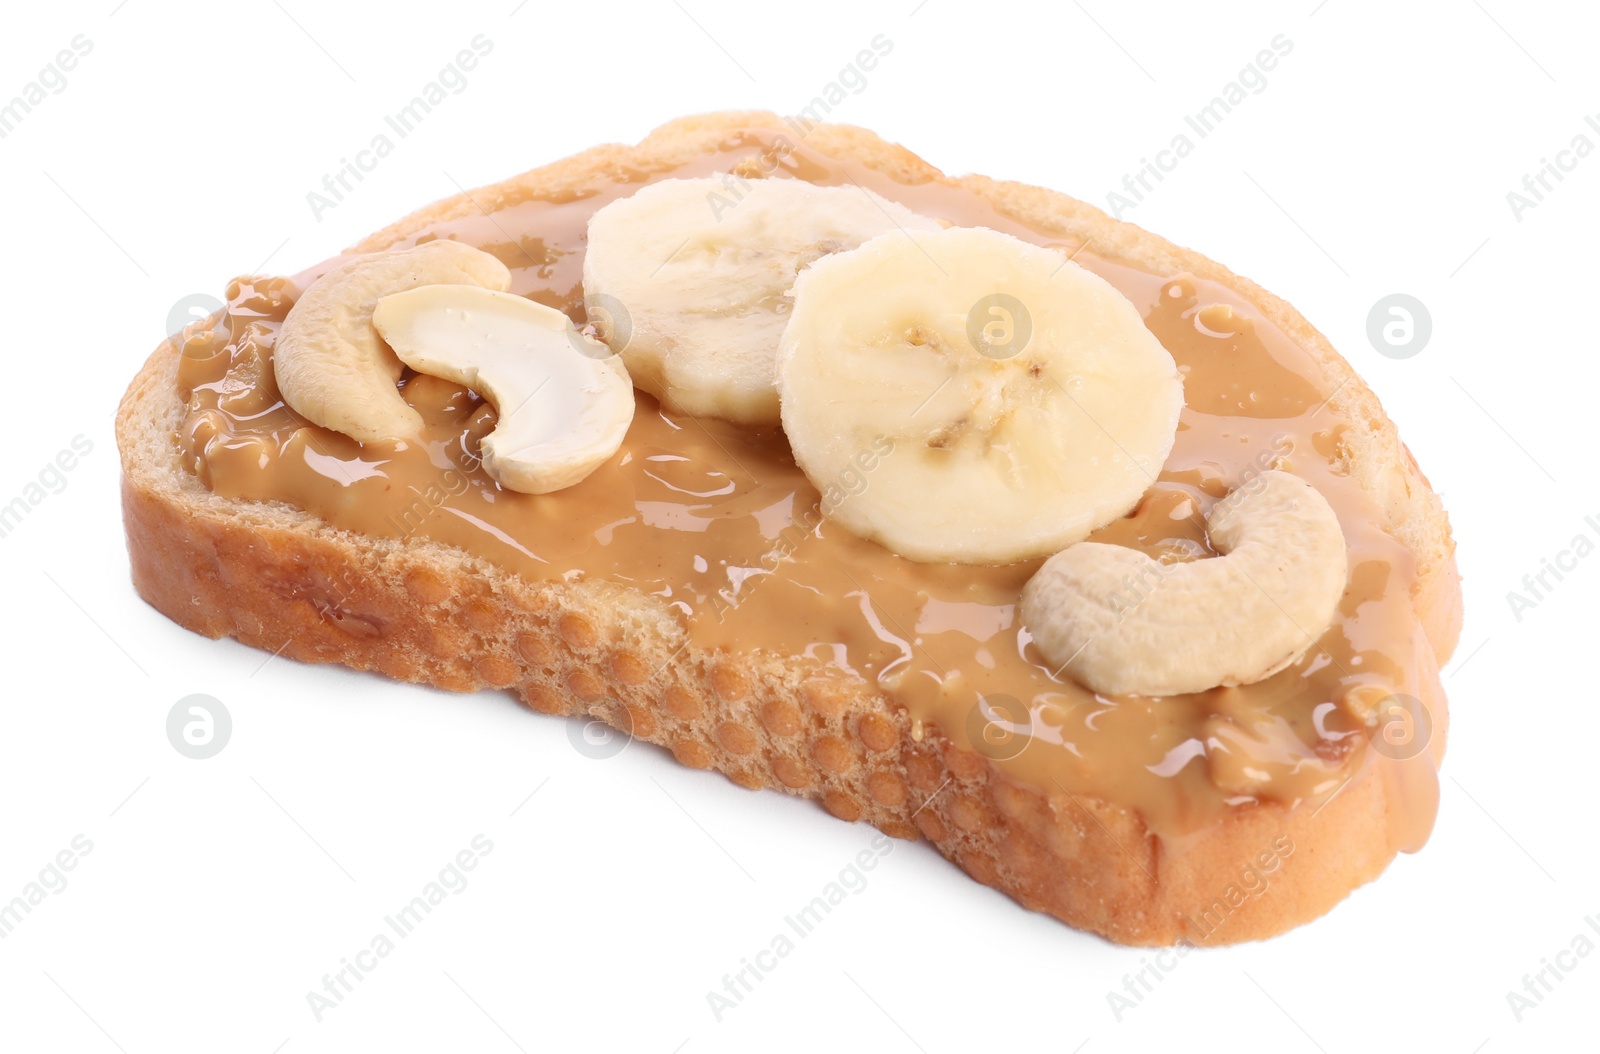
(117, 111, 1460, 945)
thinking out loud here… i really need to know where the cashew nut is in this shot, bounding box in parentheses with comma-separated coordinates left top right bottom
(274, 241, 511, 443)
(1021, 471, 1348, 697)
(372, 285, 634, 495)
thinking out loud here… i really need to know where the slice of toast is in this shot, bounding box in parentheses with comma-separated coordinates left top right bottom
(116, 111, 1461, 945)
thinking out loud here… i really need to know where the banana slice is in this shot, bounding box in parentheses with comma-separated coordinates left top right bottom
(777, 226, 1183, 565)
(582, 176, 942, 426)
(372, 285, 634, 495)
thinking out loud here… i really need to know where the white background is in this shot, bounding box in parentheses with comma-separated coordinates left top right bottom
(1, 1, 1595, 1051)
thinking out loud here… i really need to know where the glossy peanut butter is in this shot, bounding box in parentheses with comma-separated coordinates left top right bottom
(174, 131, 1441, 848)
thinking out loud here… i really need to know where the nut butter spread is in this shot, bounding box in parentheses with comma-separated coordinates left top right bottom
(174, 131, 1442, 850)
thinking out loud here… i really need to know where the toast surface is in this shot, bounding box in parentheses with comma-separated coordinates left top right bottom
(117, 112, 1460, 945)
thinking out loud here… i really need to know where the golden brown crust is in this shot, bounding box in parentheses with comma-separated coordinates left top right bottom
(117, 111, 1459, 945)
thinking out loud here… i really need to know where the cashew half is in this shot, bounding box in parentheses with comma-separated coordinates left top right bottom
(372, 285, 635, 495)
(1021, 471, 1348, 697)
(274, 241, 511, 443)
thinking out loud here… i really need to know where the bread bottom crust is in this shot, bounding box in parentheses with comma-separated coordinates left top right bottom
(123, 334, 1422, 945)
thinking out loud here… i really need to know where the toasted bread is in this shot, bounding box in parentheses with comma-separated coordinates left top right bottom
(116, 112, 1460, 945)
